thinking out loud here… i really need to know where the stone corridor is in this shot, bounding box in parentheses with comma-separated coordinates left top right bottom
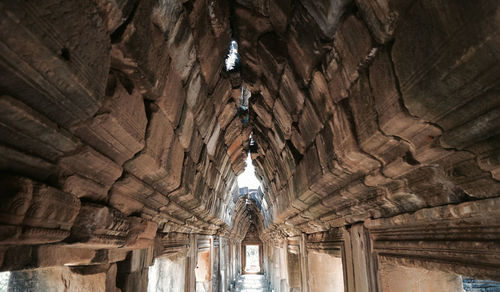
(0, 0, 499, 291)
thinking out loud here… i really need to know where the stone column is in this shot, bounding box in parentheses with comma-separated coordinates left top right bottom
(280, 239, 289, 292)
(212, 237, 219, 292)
(299, 233, 309, 292)
(116, 248, 153, 292)
(286, 236, 302, 291)
(343, 224, 378, 292)
(185, 233, 197, 292)
(272, 243, 281, 292)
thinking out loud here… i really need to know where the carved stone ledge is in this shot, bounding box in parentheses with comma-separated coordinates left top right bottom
(305, 228, 344, 256)
(67, 203, 130, 249)
(156, 232, 190, 259)
(366, 197, 500, 280)
(0, 176, 80, 245)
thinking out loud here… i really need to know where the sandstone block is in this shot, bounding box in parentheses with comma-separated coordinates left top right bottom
(157, 64, 186, 128)
(0, 145, 56, 182)
(189, 130, 204, 164)
(332, 103, 380, 174)
(167, 13, 197, 81)
(349, 76, 410, 165)
(324, 50, 350, 104)
(298, 99, 323, 147)
(440, 107, 500, 150)
(195, 103, 216, 141)
(218, 102, 237, 130)
(68, 203, 130, 248)
(93, 0, 136, 33)
(0, 0, 109, 126)
(124, 217, 158, 249)
(278, 65, 305, 120)
(258, 32, 287, 94)
(110, 0, 170, 99)
(186, 66, 207, 113)
(369, 50, 441, 151)
(392, 0, 500, 127)
(188, 0, 230, 90)
(212, 78, 232, 116)
(268, 123, 286, 152)
(59, 146, 123, 187)
(402, 166, 462, 206)
(151, 136, 185, 195)
(176, 108, 195, 150)
(300, 0, 351, 38)
(269, 0, 292, 34)
(252, 96, 273, 128)
(72, 81, 147, 165)
(273, 99, 293, 140)
(207, 123, 221, 157)
(109, 174, 153, 215)
(334, 15, 373, 84)
(124, 110, 174, 182)
(354, 0, 398, 43)
(0, 96, 80, 162)
(473, 139, 500, 180)
(309, 71, 335, 122)
(62, 175, 109, 202)
(151, 0, 183, 36)
(286, 6, 326, 84)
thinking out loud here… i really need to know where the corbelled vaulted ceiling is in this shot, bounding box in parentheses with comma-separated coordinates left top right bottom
(0, 0, 499, 257)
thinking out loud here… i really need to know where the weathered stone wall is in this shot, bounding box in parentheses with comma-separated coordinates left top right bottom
(7, 266, 108, 292)
(0, 0, 499, 291)
(379, 265, 463, 292)
(308, 252, 344, 292)
(147, 256, 186, 292)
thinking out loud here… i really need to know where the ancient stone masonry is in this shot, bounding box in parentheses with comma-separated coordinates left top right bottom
(0, 0, 499, 291)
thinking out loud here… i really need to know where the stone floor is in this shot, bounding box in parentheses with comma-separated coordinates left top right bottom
(233, 274, 270, 292)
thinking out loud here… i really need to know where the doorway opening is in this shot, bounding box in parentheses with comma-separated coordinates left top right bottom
(244, 245, 260, 274)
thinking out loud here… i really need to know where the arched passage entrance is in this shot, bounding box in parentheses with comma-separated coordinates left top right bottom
(241, 224, 263, 274)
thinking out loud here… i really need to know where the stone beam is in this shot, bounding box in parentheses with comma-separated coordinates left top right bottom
(366, 197, 500, 281)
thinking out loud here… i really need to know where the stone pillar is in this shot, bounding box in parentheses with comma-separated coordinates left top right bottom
(280, 239, 288, 292)
(212, 237, 219, 292)
(185, 233, 197, 292)
(228, 240, 233, 288)
(116, 248, 153, 292)
(287, 236, 302, 292)
(218, 238, 227, 292)
(272, 244, 281, 292)
(343, 224, 378, 292)
(299, 233, 309, 292)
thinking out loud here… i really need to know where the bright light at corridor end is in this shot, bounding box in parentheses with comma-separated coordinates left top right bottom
(237, 153, 261, 190)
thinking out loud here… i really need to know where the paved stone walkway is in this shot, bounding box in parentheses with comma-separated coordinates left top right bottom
(233, 274, 270, 292)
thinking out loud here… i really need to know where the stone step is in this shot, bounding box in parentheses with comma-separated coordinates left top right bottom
(233, 274, 270, 292)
